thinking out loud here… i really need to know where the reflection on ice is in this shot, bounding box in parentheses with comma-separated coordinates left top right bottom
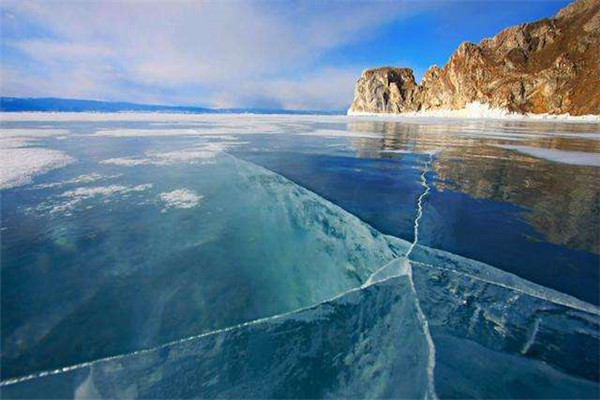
(345, 118, 600, 257)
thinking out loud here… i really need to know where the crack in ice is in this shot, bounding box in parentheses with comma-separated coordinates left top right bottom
(403, 152, 438, 400)
(405, 261, 438, 400)
(405, 152, 433, 259)
(362, 152, 438, 400)
(3, 151, 594, 396)
(0, 270, 408, 387)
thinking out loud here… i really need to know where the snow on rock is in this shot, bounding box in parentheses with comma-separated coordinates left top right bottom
(348, 102, 600, 123)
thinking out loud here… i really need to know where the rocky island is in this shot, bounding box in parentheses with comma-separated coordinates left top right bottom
(348, 0, 600, 116)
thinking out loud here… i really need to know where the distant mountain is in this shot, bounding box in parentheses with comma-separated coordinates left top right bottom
(349, 0, 600, 116)
(0, 97, 214, 113)
(0, 97, 342, 115)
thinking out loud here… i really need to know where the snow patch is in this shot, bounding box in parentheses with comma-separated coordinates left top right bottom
(100, 142, 245, 166)
(35, 184, 152, 215)
(33, 173, 122, 189)
(1, 148, 75, 190)
(0, 128, 71, 148)
(348, 102, 600, 123)
(498, 145, 600, 167)
(0, 128, 76, 190)
(93, 126, 283, 137)
(60, 184, 152, 199)
(94, 128, 206, 137)
(100, 157, 152, 166)
(159, 189, 203, 209)
(0, 128, 70, 137)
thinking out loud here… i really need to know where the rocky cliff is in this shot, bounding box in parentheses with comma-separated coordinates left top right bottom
(348, 0, 600, 116)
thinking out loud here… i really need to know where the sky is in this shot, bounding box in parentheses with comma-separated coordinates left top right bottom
(1, 0, 570, 111)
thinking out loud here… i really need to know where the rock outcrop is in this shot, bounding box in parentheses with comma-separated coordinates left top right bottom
(348, 0, 600, 116)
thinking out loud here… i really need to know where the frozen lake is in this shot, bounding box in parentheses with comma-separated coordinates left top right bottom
(1, 113, 599, 398)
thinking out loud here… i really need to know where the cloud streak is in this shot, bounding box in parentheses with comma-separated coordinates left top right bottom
(1, 0, 429, 110)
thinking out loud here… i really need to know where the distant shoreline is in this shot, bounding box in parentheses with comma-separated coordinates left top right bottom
(0, 97, 343, 116)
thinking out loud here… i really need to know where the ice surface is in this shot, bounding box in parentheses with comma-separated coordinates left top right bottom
(2, 114, 599, 398)
(1, 154, 406, 380)
(498, 145, 600, 167)
(407, 249, 600, 397)
(3, 244, 598, 399)
(94, 128, 260, 137)
(3, 158, 598, 398)
(0, 112, 348, 124)
(0, 275, 432, 399)
(409, 245, 599, 315)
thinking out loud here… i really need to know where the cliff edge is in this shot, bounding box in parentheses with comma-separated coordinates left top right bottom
(348, 0, 600, 116)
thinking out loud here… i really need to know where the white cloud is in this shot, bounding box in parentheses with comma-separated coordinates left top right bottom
(1, 0, 431, 109)
(222, 68, 362, 110)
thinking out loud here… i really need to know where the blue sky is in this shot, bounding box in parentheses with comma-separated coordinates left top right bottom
(1, 0, 569, 110)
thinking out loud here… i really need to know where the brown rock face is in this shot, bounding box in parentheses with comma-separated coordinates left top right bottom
(348, 67, 420, 113)
(349, 0, 600, 116)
